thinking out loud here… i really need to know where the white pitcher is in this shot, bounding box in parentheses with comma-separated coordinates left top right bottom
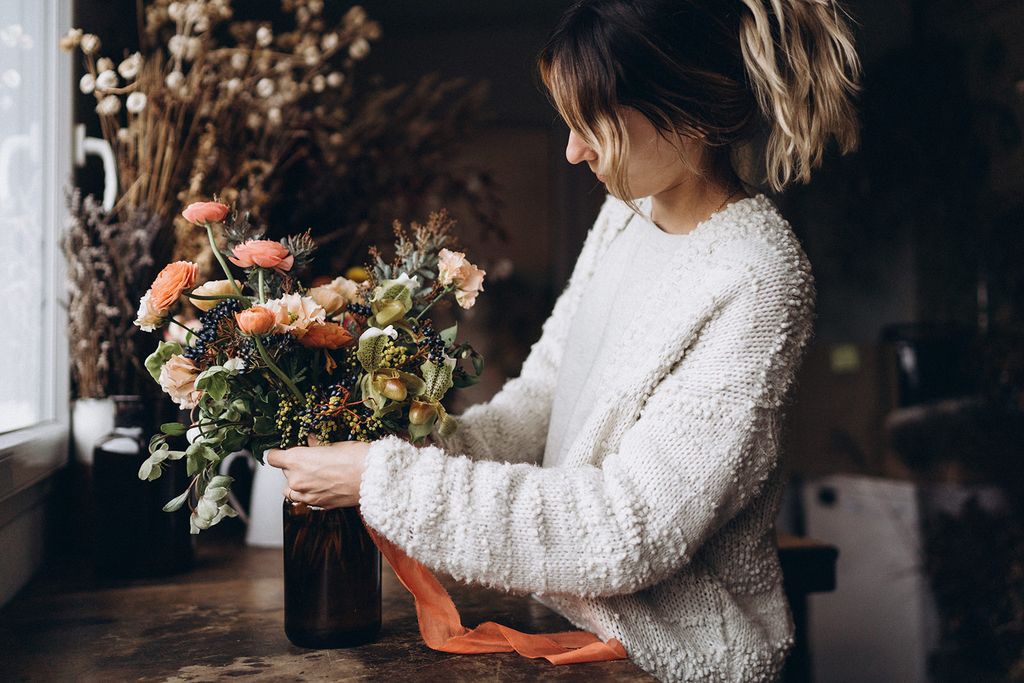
(218, 450, 287, 547)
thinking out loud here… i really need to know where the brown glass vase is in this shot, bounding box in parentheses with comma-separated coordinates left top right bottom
(283, 499, 382, 648)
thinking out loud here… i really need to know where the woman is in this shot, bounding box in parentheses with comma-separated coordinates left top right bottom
(267, 1, 861, 680)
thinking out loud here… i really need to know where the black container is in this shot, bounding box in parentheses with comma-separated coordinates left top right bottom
(92, 395, 194, 578)
(283, 500, 381, 648)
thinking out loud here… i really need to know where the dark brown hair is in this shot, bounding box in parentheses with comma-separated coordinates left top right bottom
(537, 0, 862, 207)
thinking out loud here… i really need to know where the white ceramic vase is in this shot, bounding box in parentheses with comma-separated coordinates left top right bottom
(218, 450, 287, 548)
(71, 397, 116, 465)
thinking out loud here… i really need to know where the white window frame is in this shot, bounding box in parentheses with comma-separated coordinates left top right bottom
(0, 0, 72, 503)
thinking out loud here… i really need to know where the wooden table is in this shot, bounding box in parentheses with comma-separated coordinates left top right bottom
(1, 525, 834, 682)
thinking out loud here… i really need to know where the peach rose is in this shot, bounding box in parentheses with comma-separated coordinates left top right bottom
(188, 279, 242, 312)
(158, 354, 202, 408)
(182, 201, 230, 225)
(234, 306, 277, 335)
(150, 261, 199, 312)
(298, 322, 354, 349)
(263, 293, 326, 338)
(229, 240, 294, 273)
(437, 248, 486, 310)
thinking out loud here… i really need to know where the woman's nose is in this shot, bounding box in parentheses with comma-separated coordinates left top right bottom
(565, 129, 597, 165)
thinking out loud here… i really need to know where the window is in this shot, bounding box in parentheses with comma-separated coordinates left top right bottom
(0, 0, 71, 500)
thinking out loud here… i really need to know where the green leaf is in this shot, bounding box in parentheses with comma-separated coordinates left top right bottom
(138, 458, 154, 481)
(439, 323, 458, 346)
(163, 489, 190, 512)
(160, 422, 186, 437)
(208, 474, 233, 489)
(144, 341, 183, 382)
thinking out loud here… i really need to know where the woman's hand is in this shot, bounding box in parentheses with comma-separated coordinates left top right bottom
(265, 438, 371, 509)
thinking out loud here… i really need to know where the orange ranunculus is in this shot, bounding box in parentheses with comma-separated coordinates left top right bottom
(229, 239, 294, 273)
(182, 201, 230, 225)
(150, 261, 199, 311)
(298, 322, 354, 349)
(234, 306, 277, 335)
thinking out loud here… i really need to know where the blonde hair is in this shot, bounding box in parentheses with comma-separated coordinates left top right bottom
(537, 0, 863, 204)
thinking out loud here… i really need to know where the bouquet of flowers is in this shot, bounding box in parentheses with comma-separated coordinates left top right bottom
(136, 199, 485, 533)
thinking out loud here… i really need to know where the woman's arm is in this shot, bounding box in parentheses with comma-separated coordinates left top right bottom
(434, 194, 620, 465)
(359, 258, 815, 597)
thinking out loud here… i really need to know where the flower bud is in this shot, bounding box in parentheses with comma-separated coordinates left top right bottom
(235, 306, 277, 335)
(381, 377, 407, 402)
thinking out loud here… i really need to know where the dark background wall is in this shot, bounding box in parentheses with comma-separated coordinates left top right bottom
(73, 0, 1024, 411)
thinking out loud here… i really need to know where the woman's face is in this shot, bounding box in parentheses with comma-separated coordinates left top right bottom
(565, 107, 701, 199)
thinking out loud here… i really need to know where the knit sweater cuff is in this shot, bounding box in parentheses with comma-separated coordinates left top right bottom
(359, 434, 435, 551)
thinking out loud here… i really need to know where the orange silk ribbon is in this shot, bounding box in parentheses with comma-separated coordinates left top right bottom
(363, 523, 629, 665)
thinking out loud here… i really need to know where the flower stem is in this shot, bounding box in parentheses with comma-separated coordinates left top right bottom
(252, 334, 302, 399)
(414, 285, 455, 321)
(258, 269, 266, 304)
(167, 317, 196, 334)
(186, 292, 247, 303)
(205, 222, 246, 300)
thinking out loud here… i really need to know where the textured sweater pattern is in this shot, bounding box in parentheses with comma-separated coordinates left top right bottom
(360, 192, 816, 682)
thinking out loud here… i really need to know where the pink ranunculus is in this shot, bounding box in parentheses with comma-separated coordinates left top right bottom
(182, 201, 230, 225)
(228, 239, 295, 273)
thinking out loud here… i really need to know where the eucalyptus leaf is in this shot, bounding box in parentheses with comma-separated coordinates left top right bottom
(160, 422, 186, 437)
(163, 489, 190, 512)
(439, 323, 458, 346)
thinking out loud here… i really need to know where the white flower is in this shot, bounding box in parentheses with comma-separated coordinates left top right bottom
(224, 77, 241, 94)
(193, 16, 210, 33)
(266, 107, 282, 126)
(344, 6, 367, 28)
(168, 34, 188, 57)
(118, 52, 142, 79)
(95, 94, 121, 116)
(348, 37, 370, 60)
(59, 28, 83, 51)
(223, 357, 246, 374)
(326, 71, 344, 88)
(255, 77, 274, 98)
(165, 70, 185, 90)
(263, 293, 326, 338)
(80, 33, 100, 55)
(309, 0, 324, 14)
(126, 91, 147, 113)
(116, 128, 131, 142)
(95, 69, 118, 90)
(359, 325, 398, 343)
(184, 2, 204, 23)
(256, 26, 273, 47)
(168, 2, 185, 21)
(321, 33, 338, 51)
(230, 52, 248, 71)
(96, 57, 114, 73)
(1, 69, 20, 89)
(392, 271, 420, 291)
(302, 45, 319, 66)
(134, 290, 165, 331)
(311, 74, 326, 93)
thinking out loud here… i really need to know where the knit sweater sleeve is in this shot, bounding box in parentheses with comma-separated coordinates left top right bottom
(359, 254, 815, 598)
(431, 195, 619, 466)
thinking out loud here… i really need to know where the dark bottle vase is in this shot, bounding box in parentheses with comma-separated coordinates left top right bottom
(92, 395, 194, 579)
(283, 500, 382, 648)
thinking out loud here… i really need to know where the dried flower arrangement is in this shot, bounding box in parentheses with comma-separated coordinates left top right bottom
(60, 0, 501, 399)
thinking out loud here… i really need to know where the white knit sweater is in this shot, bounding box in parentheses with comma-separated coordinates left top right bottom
(360, 192, 816, 682)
